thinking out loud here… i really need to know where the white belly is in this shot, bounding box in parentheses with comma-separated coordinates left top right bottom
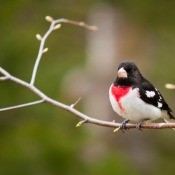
(109, 86, 163, 122)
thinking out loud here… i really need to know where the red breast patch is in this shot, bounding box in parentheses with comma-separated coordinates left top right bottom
(111, 85, 131, 111)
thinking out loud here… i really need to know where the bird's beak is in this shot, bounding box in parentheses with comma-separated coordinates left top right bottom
(117, 67, 127, 78)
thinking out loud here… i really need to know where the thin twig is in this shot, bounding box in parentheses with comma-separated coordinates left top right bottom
(30, 17, 97, 86)
(0, 100, 45, 112)
(54, 18, 98, 31)
(0, 76, 9, 81)
(70, 97, 82, 108)
(30, 22, 54, 85)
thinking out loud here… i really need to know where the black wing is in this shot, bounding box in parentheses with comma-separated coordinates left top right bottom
(136, 78, 174, 119)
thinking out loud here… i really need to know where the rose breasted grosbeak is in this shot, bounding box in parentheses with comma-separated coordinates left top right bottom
(109, 61, 175, 131)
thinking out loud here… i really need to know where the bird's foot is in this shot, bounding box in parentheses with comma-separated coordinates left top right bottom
(136, 119, 149, 131)
(119, 119, 130, 133)
(136, 122, 143, 131)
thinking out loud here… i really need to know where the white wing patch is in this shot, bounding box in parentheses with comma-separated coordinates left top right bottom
(158, 102, 163, 108)
(145, 91, 156, 98)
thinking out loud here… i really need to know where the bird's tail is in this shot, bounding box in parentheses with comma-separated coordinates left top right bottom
(163, 110, 175, 131)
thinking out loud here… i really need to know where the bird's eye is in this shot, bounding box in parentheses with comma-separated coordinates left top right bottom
(130, 70, 134, 74)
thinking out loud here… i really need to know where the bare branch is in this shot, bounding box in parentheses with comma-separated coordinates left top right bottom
(0, 76, 9, 81)
(0, 16, 174, 132)
(0, 100, 44, 112)
(0, 65, 175, 130)
(0, 67, 11, 77)
(30, 16, 97, 86)
(54, 18, 98, 31)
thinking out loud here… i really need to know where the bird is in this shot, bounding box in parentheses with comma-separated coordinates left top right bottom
(109, 60, 175, 132)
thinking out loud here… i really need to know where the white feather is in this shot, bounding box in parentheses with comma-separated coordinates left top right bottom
(145, 91, 155, 98)
(158, 102, 163, 108)
(109, 85, 164, 122)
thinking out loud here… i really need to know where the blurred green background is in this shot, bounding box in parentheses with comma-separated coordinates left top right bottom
(0, 1, 175, 175)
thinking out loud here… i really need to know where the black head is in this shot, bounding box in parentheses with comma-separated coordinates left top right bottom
(114, 61, 143, 86)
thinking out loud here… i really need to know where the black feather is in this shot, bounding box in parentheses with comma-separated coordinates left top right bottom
(136, 78, 175, 119)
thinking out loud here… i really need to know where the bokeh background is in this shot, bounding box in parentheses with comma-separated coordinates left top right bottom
(0, 1, 175, 175)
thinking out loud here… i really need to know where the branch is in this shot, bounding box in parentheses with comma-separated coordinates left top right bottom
(30, 16, 97, 86)
(0, 16, 174, 132)
(1, 67, 175, 131)
(0, 100, 44, 112)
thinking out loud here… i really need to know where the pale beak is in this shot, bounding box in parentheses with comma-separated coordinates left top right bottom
(117, 67, 127, 78)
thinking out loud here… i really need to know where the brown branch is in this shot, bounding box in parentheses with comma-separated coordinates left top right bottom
(0, 67, 175, 131)
(0, 16, 174, 132)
